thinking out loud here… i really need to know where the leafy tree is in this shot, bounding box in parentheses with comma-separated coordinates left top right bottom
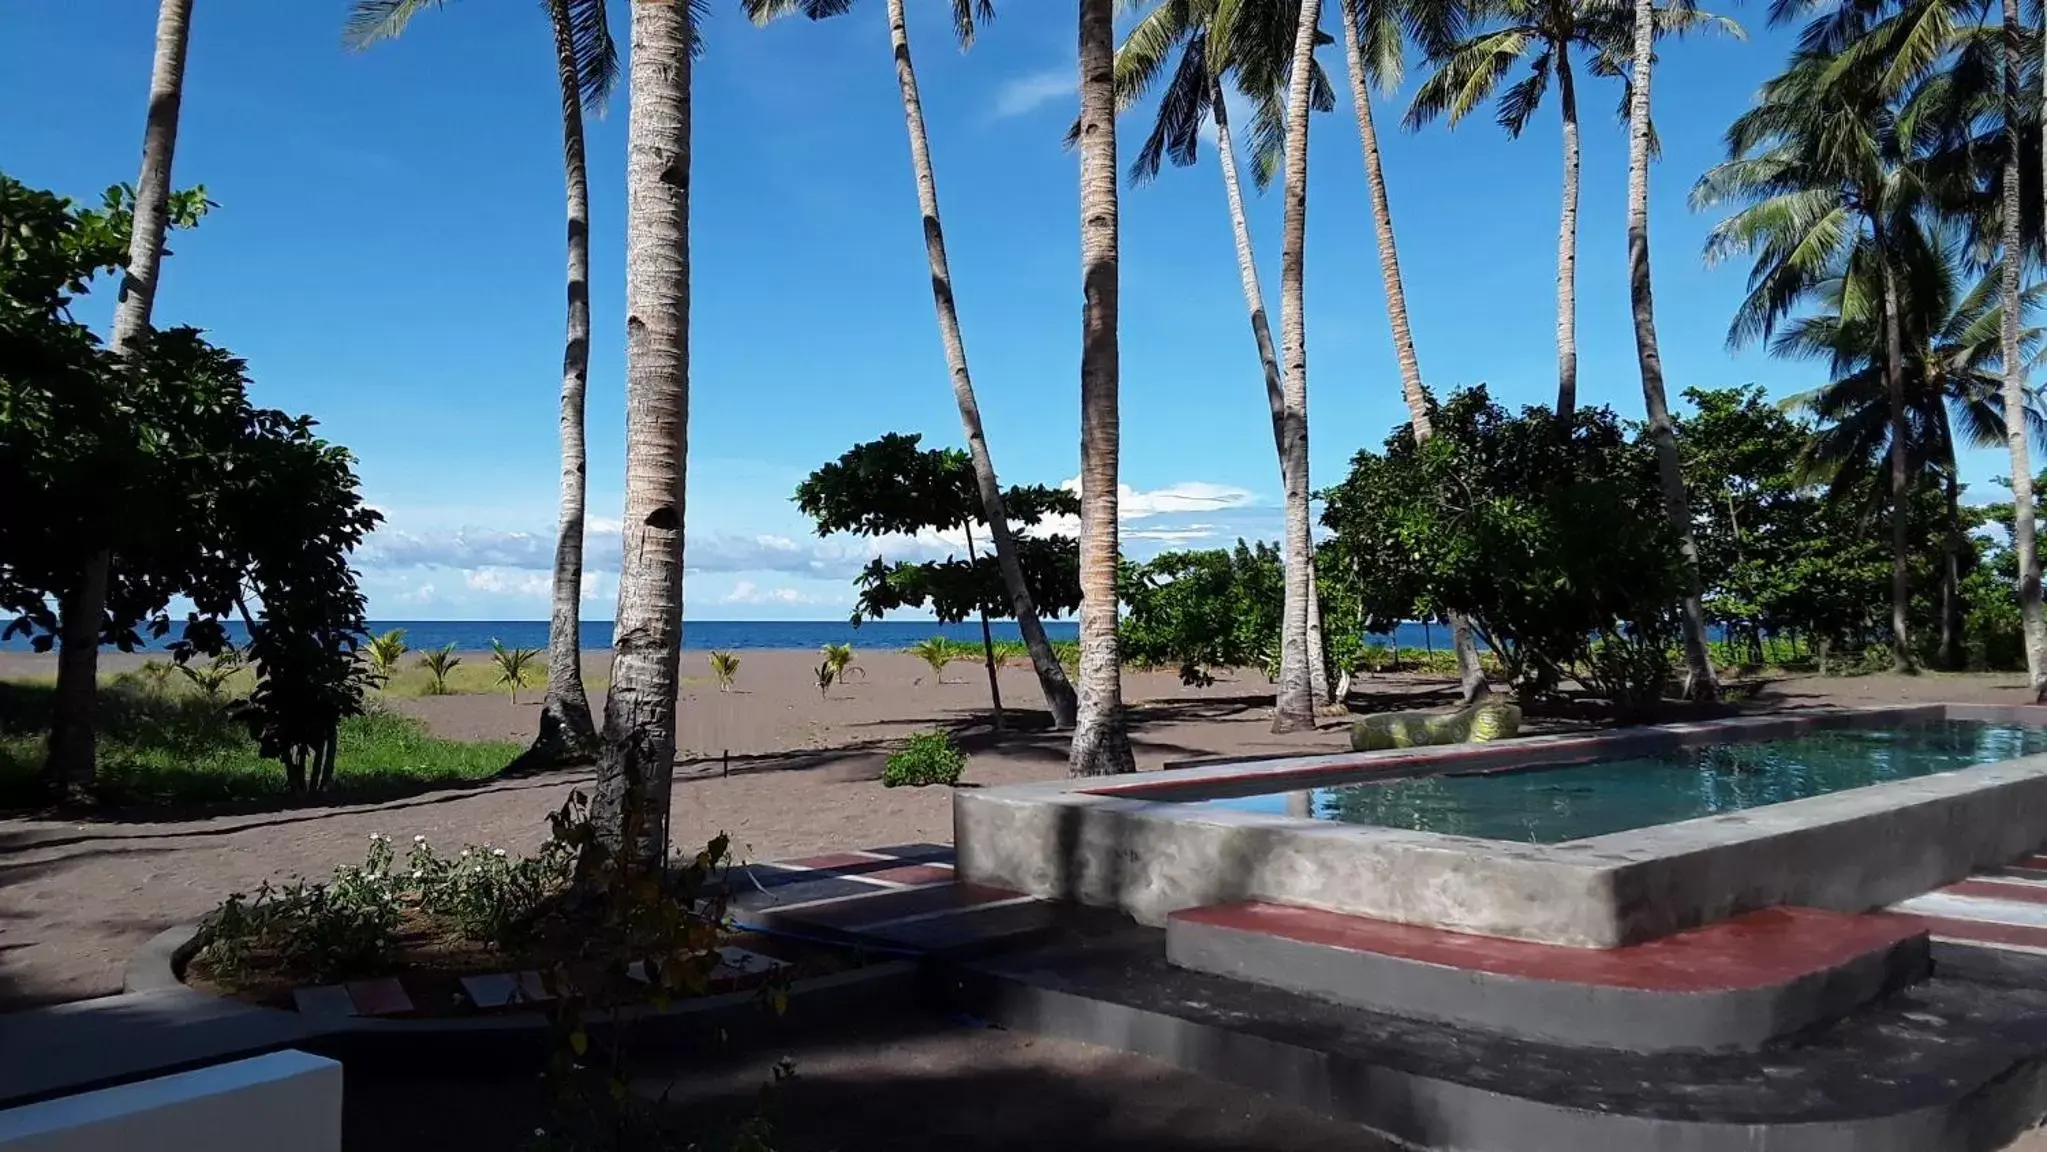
(795, 433, 1081, 729)
(1, 174, 381, 798)
(1321, 387, 1685, 707)
(1118, 541, 1286, 686)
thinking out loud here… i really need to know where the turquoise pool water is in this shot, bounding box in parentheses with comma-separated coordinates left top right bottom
(1191, 720, 2047, 844)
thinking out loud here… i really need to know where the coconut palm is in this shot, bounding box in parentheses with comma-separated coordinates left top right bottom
(2003, 0, 2047, 692)
(490, 639, 542, 704)
(1774, 228, 2047, 668)
(595, 0, 698, 872)
(1694, 51, 1939, 671)
(1073, 0, 1140, 775)
(1265, 0, 1326, 733)
(708, 650, 741, 692)
(48, 0, 195, 794)
(367, 628, 409, 678)
(1108, 0, 1344, 706)
(1621, 0, 1728, 701)
(418, 644, 462, 696)
(1406, 0, 1736, 424)
(744, 0, 1079, 730)
(344, 0, 617, 759)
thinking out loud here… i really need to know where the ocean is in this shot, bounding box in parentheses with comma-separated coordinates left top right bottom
(1, 619, 1451, 654)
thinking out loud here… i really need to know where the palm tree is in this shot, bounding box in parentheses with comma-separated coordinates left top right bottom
(48, 0, 196, 795)
(745, 0, 1079, 730)
(2003, 0, 2047, 693)
(1108, 0, 1342, 707)
(1694, 52, 1930, 671)
(595, 0, 696, 871)
(1268, 0, 1325, 732)
(1333, 0, 1494, 701)
(1406, 0, 1645, 423)
(1622, 0, 1721, 700)
(344, 0, 617, 759)
(1775, 229, 2046, 668)
(1072, 0, 1139, 775)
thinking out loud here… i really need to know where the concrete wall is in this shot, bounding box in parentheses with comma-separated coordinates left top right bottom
(0, 1051, 341, 1152)
(957, 705, 2047, 947)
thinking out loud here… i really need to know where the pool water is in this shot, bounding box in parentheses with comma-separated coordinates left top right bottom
(1191, 720, 2047, 844)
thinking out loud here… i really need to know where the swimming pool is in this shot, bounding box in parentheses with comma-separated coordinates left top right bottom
(1189, 720, 2047, 843)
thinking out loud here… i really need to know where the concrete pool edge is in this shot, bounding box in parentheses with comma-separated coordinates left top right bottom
(955, 703, 2047, 946)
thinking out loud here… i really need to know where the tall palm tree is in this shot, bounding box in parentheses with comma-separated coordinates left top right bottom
(2005, 0, 2047, 692)
(1622, 0, 1720, 700)
(1694, 52, 1930, 670)
(746, 0, 1079, 729)
(1406, 0, 1630, 423)
(1107, 0, 1343, 706)
(1335, 0, 1491, 700)
(596, 0, 696, 870)
(48, 0, 195, 793)
(1270, 0, 1325, 732)
(1776, 230, 2046, 668)
(344, 0, 619, 760)
(1072, 0, 1139, 775)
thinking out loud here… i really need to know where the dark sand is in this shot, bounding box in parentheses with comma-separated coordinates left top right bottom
(0, 649, 2039, 1011)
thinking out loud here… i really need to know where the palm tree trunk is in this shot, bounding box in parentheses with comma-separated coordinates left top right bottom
(963, 520, 1005, 731)
(1271, 0, 1322, 734)
(1624, 0, 1717, 703)
(595, 0, 691, 871)
(49, 0, 194, 795)
(2008, 0, 2047, 696)
(1553, 47, 1581, 426)
(1874, 222, 1916, 673)
(534, 0, 597, 761)
(1941, 455, 1962, 670)
(886, 0, 1077, 729)
(1070, 0, 1137, 776)
(1209, 81, 1330, 707)
(1336, 4, 1485, 701)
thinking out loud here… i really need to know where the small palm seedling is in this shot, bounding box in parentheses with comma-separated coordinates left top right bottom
(490, 639, 540, 704)
(821, 642, 861, 683)
(366, 628, 408, 679)
(138, 659, 175, 696)
(179, 650, 243, 700)
(418, 644, 461, 696)
(708, 650, 741, 692)
(814, 660, 838, 699)
(908, 636, 959, 684)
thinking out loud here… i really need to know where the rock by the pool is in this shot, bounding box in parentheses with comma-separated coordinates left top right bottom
(1350, 700, 1522, 751)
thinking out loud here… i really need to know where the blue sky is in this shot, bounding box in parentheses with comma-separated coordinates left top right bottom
(0, 1, 1973, 621)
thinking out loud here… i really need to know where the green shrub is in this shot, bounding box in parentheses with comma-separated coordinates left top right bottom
(882, 731, 967, 788)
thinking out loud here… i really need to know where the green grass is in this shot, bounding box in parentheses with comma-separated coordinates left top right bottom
(0, 677, 521, 809)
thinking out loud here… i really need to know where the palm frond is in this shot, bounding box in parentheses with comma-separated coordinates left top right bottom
(1404, 26, 1534, 131)
(343, 0, 445, 49)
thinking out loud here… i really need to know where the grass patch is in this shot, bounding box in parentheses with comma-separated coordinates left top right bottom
(0, 677, 521, 809)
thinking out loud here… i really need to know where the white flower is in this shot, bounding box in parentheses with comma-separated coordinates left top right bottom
(492, 848, 508, 858)
(409, 869, 422, 880)
(460, 848, 471, 857)
(413, 835, 427, 845)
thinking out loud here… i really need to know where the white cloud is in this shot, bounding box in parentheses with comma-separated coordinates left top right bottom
(721, 580, 820, 606)
(1126, 523, 1219, 543)
(992, 68, 1072, 119)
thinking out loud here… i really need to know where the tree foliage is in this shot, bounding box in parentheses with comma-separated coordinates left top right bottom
(1118, 541, 1285, 684)
(1321, 387, 1685, 706)
(0, 173, 380, 795)
(795, 433, 1082, 624)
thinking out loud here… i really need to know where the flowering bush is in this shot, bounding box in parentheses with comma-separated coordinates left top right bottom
(408, 833, 576, 950)
(200, 833, 404, 983)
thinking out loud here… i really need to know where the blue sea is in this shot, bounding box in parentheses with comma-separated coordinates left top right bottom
(1, 618, 1450, 654)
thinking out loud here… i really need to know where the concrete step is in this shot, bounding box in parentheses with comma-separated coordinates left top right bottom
(1166, 901, 1931, 1053)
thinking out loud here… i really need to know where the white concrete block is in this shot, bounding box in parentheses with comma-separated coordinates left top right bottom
(0, 1050, 341, 1152)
